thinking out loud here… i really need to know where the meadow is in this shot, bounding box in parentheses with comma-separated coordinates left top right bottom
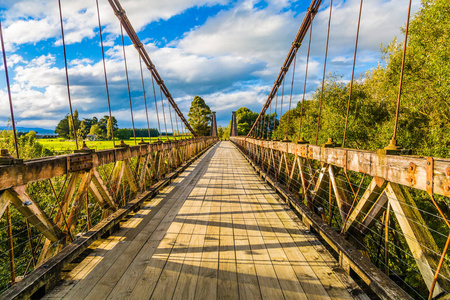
(38, 136, 189, 153)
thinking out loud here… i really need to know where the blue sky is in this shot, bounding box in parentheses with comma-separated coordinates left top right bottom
(0, 0, 420, 132)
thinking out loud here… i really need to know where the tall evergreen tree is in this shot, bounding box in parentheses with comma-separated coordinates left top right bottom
(188, 96, 212, 136)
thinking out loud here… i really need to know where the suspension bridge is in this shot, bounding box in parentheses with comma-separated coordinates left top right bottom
(0, 0, 449, 299)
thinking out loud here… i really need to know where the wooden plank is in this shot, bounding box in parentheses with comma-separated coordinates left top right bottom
(94, 146, 217, 300)
(126, 185, 198, 300)
(232, 139, 413, 300)
(240, 187, 307, 300)
(171, 180, 212, 300)
(123, 159, 139, 194)
(386, 182, 450, 297)
(1, 141, 218, 300)
(193, 178, 220, 299)
(83, 177, 197, 299)
(342, 178, 386, 233)
(254, 183, 355, 300)
(217, 170, 239, 299)
(238, 184, 286, 299)
(328, 166, 352, 222)
(89, 168, 117, 210)
(3, 187, 63, 242)
(232, 181, 262, 299)
(150, 183, 206, 299)
(66, 171, 93, 235)
(359, 191, 388, 233)
(0, 193, 10, 219)
(43, 236, 124, 299)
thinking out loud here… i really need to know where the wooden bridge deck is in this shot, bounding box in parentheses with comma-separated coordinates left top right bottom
(44, 141, 365, 300)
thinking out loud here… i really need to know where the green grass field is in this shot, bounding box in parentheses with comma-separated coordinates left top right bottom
(38, 136, 190, 153)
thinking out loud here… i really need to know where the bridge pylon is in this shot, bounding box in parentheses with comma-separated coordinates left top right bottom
(211, 112, 218, 137)
(230, 111, 238, 137)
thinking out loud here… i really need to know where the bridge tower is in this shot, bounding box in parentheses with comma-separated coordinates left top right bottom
(211, 112, 218, 137)
(230, 111, 238, 137)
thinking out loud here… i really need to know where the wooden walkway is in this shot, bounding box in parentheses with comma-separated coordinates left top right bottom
(44, 141, 366, 300)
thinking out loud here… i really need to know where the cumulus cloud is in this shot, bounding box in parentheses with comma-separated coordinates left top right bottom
(1, 0, 230, 47)
(0, 0, 422, 129)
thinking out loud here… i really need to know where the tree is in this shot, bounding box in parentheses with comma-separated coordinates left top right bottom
(188, 96, 212, 136)
(106, 117, 112, 140)
(235, 107, 258, 136)
(115, 128, 132, 140)
(77, 121, 88, 140)
(55, 110, 81, 139)
(89, 124, 102, 137)
(55, 115, 70, 139)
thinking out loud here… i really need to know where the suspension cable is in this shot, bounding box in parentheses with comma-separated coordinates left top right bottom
(139, 56, 151, 140)
(151, 75, 161, 141)
(261, 113, 266, 139)
(342, 0, 364, 148)
(272, 89, 279, 140)
(168, 100, 175, 139)
(279, 77, 286, 140)
(0, 21, 19, 158)
(120, 24, 136, 145)
(160, 88, 169, 140)
(267, 101, 272, 140)
(298, 24, 313, 143)
(263, 112, 268, 139)
(96, 0, 115, 147)
(58, 0, 78, 150)
(284, 50, 297, 142)
(392, 0, 413, 142)
(247, 0, 323, 136)
(176, 113, 180, 139)
(108, 0, 195, 135)
(315, 0, 333, 145)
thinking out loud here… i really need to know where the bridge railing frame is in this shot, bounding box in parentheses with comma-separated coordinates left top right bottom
(231, 136, 450, 299)
(0, 137, 218, 298)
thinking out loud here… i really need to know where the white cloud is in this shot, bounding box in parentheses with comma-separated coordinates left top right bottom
(0, 0, 423, 131)
(1, 0, 230, 48)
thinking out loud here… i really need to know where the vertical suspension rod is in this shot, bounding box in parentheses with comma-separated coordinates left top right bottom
(315, 0, 333, 145)
(392, 0, 413, 141)
(120, 24, 137, 145)
(139, 56, 152, 140)
(0, 20, 19, 158)
(58, 0, 78, 149)
(107, 0, 195, 135)
(298, 24, 313, 141)
(342, 0, 364, 148)
(247, 0, 323, 136)
(96, 0, 115, 146)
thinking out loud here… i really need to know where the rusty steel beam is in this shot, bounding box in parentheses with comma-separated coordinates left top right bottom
(107, 0, 196, 136)
(247, 0, 323, 136)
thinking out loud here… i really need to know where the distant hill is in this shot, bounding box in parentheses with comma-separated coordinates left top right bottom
(0, 127, 55, 134)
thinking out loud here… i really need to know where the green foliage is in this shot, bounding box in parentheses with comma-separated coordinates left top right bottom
(55, 110, 80, 139)
(89, 124, 103, 136)
(272, 0, 449, 158)
(115, 128, 132, 140)
(106, 117, 113, 140)
(188, 96, 212, 136)
(218, 125, 230, 140)
(235, 107, 258, 136)
(0, 130, 53, 159)
(56, 113, 118, 141)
